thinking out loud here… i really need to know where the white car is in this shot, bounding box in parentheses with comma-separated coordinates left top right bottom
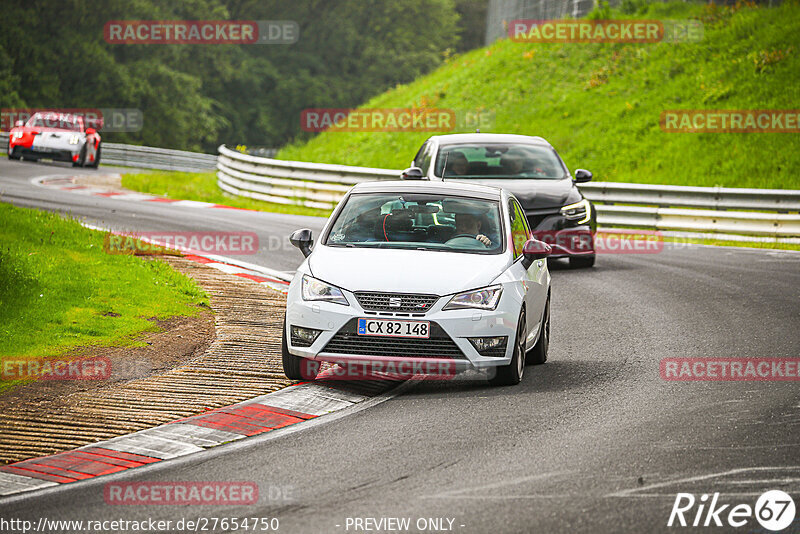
(283, 180, 552, 386)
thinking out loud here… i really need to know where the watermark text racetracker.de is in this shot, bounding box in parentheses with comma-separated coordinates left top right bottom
(306, 360, 460, 381)
(1, 357, 111, 381)
(2, 108, 143, 133)
(300, 108, 495, 133)
(104, 481, 260, 505)
(660, 357, 800, 381)
(509, 19, 703, 43)
(660, 110, 800, 133)
(534, 229, 665, 254)
(104, 231, 259, 256)
(104, 20, 298, 45)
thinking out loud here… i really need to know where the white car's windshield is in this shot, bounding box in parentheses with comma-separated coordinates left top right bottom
(324, 193, 504, 254)
(435, 143, 567, 179)
(28, 114, 82, 131)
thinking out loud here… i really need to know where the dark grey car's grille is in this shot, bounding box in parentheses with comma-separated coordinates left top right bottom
(322, 319, 465, 359)
(355, 292, 439, 313)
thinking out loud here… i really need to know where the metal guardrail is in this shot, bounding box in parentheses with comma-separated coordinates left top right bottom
(579, 182, 800, 212)
(0, 132, 216, 172)
(101, 143, 217, 172)
(216, 144, 800, 238)
(216, 144, 397, 210)
(3, 133, 797, 237)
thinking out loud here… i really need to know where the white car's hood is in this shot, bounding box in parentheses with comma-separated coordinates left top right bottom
(308, 245, 511, 295)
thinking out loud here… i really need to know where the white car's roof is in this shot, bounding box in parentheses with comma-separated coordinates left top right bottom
(31, 111, 82, 122)
(350, 180, 505, 200)
(428, 133, 551, 146)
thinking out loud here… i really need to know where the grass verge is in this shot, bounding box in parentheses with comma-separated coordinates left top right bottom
(0, 202, 210, 392)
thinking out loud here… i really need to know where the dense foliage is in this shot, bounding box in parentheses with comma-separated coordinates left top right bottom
(0, 0, 482, 152)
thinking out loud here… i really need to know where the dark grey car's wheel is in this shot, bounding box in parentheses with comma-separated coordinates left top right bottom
(489, 310, 526, 386)
(569, 255, 595, 268)
(527, 294, 550, 365)
(281, 315, 319, 381)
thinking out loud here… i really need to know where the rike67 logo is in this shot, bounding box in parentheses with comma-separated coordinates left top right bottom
(668, 490, 796, 531)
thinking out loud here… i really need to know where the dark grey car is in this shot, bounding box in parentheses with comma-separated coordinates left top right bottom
(403, 133, 596, 268)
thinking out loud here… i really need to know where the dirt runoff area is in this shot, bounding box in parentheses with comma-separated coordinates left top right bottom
(0, 256, 293, 464)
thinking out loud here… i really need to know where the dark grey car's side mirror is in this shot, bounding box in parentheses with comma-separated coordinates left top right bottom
(574, 169, 593, 183)
(290, 229, 313, 257)
(400, 167, 425, 180)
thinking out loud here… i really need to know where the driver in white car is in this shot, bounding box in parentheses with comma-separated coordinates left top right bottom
(455, 212, 492, 247)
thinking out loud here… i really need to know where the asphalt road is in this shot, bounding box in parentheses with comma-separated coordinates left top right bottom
(1, 159, 800, 534)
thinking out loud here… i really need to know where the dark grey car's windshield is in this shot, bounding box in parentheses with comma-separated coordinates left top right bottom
(324, 193, 504, 254)
(435, 143, 567, 179)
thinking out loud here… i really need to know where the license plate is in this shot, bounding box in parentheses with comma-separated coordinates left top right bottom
(357, 318, 430, 338)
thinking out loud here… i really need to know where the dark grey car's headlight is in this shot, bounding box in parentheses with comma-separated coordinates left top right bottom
(560, 199, 590, 224)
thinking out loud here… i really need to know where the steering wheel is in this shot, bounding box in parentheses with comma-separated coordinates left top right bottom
(445, 234, 488, 248)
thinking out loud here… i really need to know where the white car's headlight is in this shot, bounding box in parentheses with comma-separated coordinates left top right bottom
(69, 135, 81, 145)
(301, 275, 349, 306)
(560, 198, 591, 224)
(443, 285, 503, 311)
(13, 132, 24, 139)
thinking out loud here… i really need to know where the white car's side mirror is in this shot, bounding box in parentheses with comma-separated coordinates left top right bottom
(290, 228, 313, 257)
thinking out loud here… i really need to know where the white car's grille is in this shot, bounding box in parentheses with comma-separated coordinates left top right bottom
(354, 292, 438, 313)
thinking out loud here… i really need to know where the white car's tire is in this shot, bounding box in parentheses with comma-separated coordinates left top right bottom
(489, 310, 526, 386)
(72, 146, 86, 167)
(8, 143, 20, 160)
(88, 144, 101, 169)
(527, 294, 549, 365)
(282, 315, 319, 381)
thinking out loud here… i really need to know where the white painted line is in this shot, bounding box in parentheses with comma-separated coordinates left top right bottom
(104, 193, 158, 201)
(256, 384, 357, 416)
(607, 466, 800, 498)
(422, 471, 573, 500)
(0, 472, 58, 496)
(199, 253, 294, 282)
(98, 434, 204, 460)
(141, 423, 246, 448)
(169, 200, 217, 208)
(259, 281, 290, 295)
(268, 383, 368, 404)
(206, 262, 256, 275)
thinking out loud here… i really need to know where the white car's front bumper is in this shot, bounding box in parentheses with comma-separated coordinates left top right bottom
(285, 278, 523, 371)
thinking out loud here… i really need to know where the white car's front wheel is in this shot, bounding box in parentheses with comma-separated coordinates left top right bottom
(527, 294, 550, 365)
(72, 146, 86, 167)
(489, 310, 526, 386)
(281, 315, 319, 381)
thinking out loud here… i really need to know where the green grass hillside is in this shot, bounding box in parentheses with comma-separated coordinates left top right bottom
(278, 1, 800, 190)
